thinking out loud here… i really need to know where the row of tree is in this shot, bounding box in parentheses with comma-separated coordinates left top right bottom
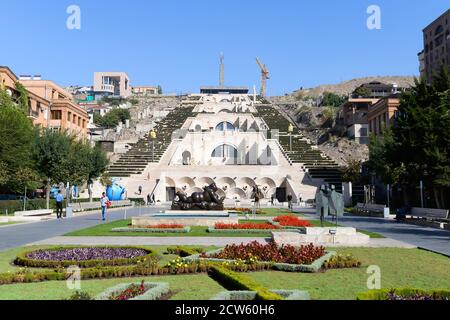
(368, 68, 450, 209)
(0, 84, 109, 208)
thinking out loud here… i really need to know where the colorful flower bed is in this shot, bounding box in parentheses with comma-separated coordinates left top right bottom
(273, 215, 312, 227)
(109, 280, 147, 300)
(96, 281, 170, 301)
(357, 288, 450, 301)
(14, 246, 155, 268)
(202, 241, 325, 265)
(215, 222, 279, 230)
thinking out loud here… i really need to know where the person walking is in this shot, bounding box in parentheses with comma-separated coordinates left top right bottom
(287, 193, 293, 212)
(55, 190, 64, 219)
(138, 186, 142, 195)
(147, 193, 151, 206)
(152, 194, 155, 205)
(270, 195, 275, 206)
(100, 192, 110, 221)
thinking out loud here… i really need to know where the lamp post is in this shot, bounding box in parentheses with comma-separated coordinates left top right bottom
(150, 129, 157, 163)
(288, 123, 294, 152)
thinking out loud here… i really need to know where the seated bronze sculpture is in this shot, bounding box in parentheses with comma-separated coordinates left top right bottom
(171, 183, 225, 211)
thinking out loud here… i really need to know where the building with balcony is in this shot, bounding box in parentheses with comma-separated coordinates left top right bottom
(422, 8, 450, 83)
(93, 72, 131, 98)
(368, 95, 401, 137)
(352, 81, 404, 99)
(132, 86, 159, 96)
(340, 98, 380, 144)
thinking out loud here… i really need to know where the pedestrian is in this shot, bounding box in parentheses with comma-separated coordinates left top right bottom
(152, 194, 155, 205)
(100, 192, 110, 221)
(55, 190, 64, 219)
(270, 195, 274, 206)
(147, 193, 151, 206)
(138, 186, 142, 195)
(287, 193, 293, 211)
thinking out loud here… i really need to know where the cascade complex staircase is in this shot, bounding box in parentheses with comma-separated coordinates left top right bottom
(107, 107, 194, 177)
(257, 105, 343, 192)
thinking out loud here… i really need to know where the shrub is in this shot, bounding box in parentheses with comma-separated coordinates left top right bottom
(323, 254, 361, 269)
(145, 224, 184, 229)
(14, 246, 156, 268)
(203, 241, 326, 265)
(96, 282, 170, 301)
(167, 246, 205, 257)
(357, 288, 450, 300)
(273, 216, 312, 227)
(208, 265, 283, 300)
(67, 291, 92, 300)
(215, 223, 279, 230)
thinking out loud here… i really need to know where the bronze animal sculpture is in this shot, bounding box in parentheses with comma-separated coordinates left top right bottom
(172, 183, 225, 211)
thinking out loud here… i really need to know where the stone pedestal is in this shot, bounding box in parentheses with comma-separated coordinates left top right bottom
(273, 227, 370, 246)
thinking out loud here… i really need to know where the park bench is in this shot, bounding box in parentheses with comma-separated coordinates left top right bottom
(355, 203, 386, 215)
(409, 207, 449, 222)
(14, 209, 54, 217)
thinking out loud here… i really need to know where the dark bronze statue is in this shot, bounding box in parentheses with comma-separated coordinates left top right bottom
(172, 183, 225, 211)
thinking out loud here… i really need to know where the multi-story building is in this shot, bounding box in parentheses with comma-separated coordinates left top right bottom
(422, 8, 450, 83)
(0, 67, 51, 128)
(93, 72, 131, 98)
(132, 86, 159, 96)
(367, 95, 401, 137)
(352, 81, 404, 99)
(19, 76, 89, 138)
(340, 98, 380, 144)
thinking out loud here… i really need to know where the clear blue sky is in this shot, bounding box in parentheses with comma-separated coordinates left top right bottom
(0, 1, 448, 95)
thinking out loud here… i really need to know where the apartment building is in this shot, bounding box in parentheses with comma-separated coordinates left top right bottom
(132, 86, 159, 96)
(93, 72, 131, 98)
(422, 9, 450, 82)
(19, 76, 89, 138)
(340, 98, 379, 144)
(367, 95, 401, 137)
(0, 66, 51, 128)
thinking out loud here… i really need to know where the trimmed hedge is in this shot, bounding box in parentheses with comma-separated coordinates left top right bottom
(112, 227, 191, 233)
(167, 246, 205, 257)
(208, 265, 283, 301)
(207, 227, 273, 234)
(95, 282, 170, 300)
(211, 290, 310, 300)
(357, 288, 450, 300)
(14, 246, 156, 269)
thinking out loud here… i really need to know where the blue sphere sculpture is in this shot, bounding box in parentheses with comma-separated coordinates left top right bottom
(106, 183, 126, 201)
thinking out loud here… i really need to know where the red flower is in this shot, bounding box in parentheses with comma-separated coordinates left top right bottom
(273, 216, 312, 227)
(215, 223, 279, 230)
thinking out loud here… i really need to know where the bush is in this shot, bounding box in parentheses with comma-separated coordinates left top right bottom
(323, 254, 361, 269)
(208, 265, 283, 300)
(14, 246, 156, 269)
(167, 246, 205, 257)
(357, 288, 450, 300)
(67, 291, 92, 300)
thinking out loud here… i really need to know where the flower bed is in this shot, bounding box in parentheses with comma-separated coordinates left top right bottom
(323, 254, 361, 269)
(14, 246, 155, 268)
(215, 222, 279, 230)
(357, 288, 450, 300)
(96, 281, 170, 301)
(112, 226, 191, 233)
(273, 216, 312, 228)
(211, 290, 310, 301)
(186, 241, 335, 273)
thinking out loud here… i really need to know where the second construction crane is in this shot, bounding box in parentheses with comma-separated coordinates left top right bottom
(256, 57, 270, 97)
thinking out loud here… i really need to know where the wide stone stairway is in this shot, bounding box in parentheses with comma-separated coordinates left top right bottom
(257, 105, 343, 191)
(107, 106, 194, 177)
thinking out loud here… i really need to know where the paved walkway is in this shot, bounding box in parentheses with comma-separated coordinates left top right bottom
(0, 206, 167, 252)
(335, 215, 450, 256)
(29, 236, 415, 248)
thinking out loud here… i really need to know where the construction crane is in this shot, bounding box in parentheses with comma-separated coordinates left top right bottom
(219, 53, 225, 87)
(256, 57, 269, 97)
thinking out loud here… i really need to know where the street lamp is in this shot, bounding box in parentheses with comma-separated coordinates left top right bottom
(288, 123, 294, 152)
(150, 129, 157, 162)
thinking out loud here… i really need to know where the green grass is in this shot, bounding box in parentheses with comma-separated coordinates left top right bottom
(0, 222, 23, 226)
(246, 247, 450, 300)
(65, 219, 274, 238)
(0, 274, 224, 300)
(308, 220, 385, 238)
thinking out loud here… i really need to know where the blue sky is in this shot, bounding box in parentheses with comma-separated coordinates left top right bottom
(0, 1, 448, 95)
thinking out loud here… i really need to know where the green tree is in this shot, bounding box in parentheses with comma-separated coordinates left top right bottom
(353, 86, 372, 98)
(94, 108, 131, 129)
(342, 159, 362, 184)
(14, 82, 29, 115)
(321, 92, 347, 108)
(87, 145, 109, 202)
(33, 129, 73, 209)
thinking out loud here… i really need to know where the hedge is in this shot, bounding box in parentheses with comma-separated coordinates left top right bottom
(211, 290, 310, 300)
(167, 246, 205, 257)
(95, 282, 170, 300)
(207, 227, 273, 234)
(357, 288, 450, 300)
(112, 227, 191, 233)
(0, 198, 103, 215)
(208, 265, 284, 300)
(14, 246, 156, 269)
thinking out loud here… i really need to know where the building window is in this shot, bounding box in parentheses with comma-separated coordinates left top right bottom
(215, 122, 235, 131)
(68, 112, 72, 122)
(211, 144, 238, 159)
(51, 110, 62, 120)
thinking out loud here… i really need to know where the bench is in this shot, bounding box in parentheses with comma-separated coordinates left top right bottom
(14, 209, 54, 217)
(409, 207, 449, 222)
(355, 203, 387, 216)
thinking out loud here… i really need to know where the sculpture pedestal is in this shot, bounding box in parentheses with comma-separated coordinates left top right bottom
(273, 227, 370, 246)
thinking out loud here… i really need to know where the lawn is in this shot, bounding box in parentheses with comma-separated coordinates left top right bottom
(246, 247, 450, 300)
(65, 219, 274, 238)
(0, 222, 23, 227)
(0, 246, 448, 300)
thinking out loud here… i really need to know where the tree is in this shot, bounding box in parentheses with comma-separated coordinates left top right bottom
(33, 129, 73, 209)
(94, 108, 131, 129)
(342, 159, 362, 184)
(86, 145, 109, 202)
(14, 82, 29, 115)
(321, 92, 346, 108)
(353, 86, 372, 98)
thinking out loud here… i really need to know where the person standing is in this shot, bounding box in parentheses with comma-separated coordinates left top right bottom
(152, 194, 155, 205)
(100, 192, 110, 221)
(270, 195, 275, 206)
(147, 194, 151, 206)
(55, 190, 64, 219)
(138, 186, 142, 195)
(287, 193, 293, 212)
